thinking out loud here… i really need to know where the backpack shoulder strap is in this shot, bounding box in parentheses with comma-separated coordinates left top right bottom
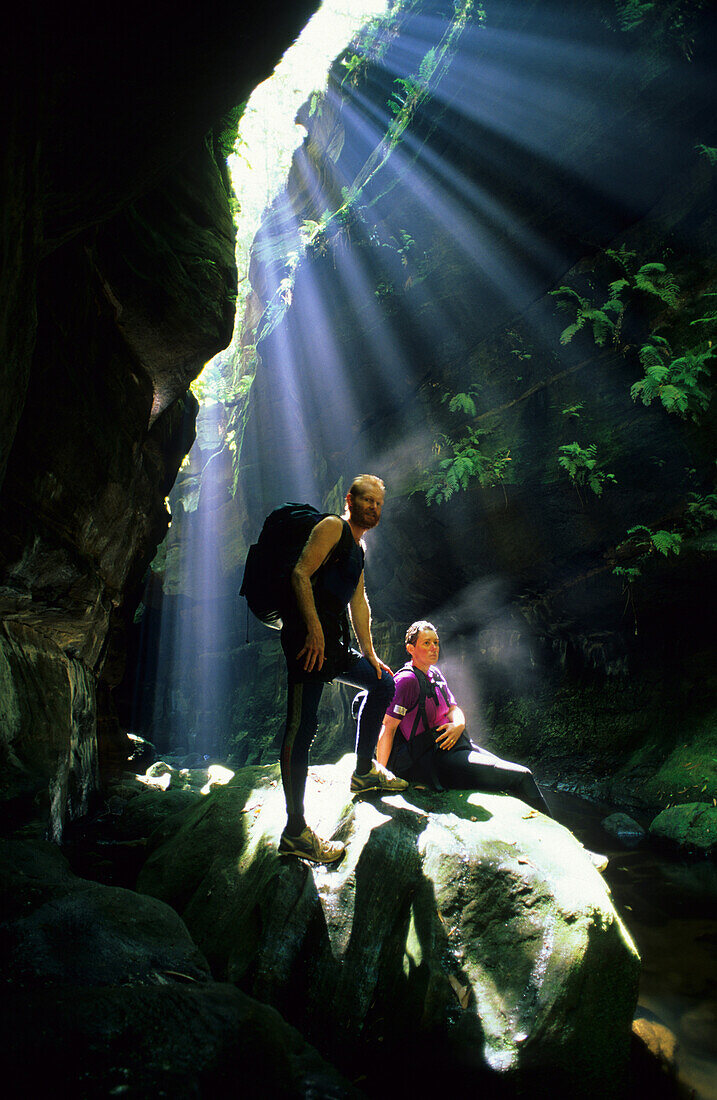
(408, 666, 432, 741)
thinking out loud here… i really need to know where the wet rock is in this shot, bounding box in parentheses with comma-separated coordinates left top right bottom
(2, 983, 358, 1098)
(602, 813, 646, 847)
(629, 1005, 683, 1098)
(115, 786, 204, 841)
(0, 837, 354, 1097)
(126, 732, 156, 771)
(137, 756, 640, 1098)
(0, 622, 99, 840)
(0, 838, 209, 987)
(632, 1006, 679, 1074)
(649, 803, 717, 858)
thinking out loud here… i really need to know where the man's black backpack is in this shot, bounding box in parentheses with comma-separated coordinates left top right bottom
(240, 502, 352, 630)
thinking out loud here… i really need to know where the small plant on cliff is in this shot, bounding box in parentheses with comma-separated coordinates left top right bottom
(612, 521, 683, 633)
(551, 249, 680, 350)
(613, 523, 683, 582)
(631, 334, 713, 419)
(696, 144, 717, 166)
(426, 430, 512, 505)
(685, 488, 717, 533)
(558, 442, 616, 504)
(550, 285, 622, 346)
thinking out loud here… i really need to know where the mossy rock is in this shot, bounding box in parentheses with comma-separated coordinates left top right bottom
(115, 786, 204, 841)
(649, 803, 717, 857)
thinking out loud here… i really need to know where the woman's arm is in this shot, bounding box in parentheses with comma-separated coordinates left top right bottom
(376, 714, 401, 767)
(435, 703, 466, 750)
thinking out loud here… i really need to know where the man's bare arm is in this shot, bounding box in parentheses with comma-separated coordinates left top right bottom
(376, 714, 400, 768)
(348, 572, 392, 678)
(291, 515, 344, 672)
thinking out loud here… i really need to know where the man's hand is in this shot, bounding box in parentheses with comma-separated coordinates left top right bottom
(366, 652, 393, 679)
(297, 622, 325, 672)
(435, 719, 464, 751)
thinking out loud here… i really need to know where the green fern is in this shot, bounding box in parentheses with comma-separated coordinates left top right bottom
(685, 490, 717, 532)
(448, 392, 477, 416)
(632, 337, 713, 419)
(550, 288, 619, 346)
(625, 524, 682, 557)
(633, 263, 680, 308)
(558, 442, 616, 499)
(696, 144, 717, 166)
(425, 429, 512, 505)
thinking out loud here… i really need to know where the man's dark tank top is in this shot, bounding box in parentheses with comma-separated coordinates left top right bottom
(314, 521, 364, 610)
(281, 519, 364, 681)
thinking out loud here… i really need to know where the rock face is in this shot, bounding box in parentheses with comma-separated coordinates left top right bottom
(137, 757, 640, 1097)
(0, 836, 355, 1097)
(0, 1, 322, 834)
(0, 622, 98, 840)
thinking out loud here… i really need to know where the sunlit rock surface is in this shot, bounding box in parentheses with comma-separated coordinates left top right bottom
(137, 756, 640, 1097)
(0, 837, 356, 1097)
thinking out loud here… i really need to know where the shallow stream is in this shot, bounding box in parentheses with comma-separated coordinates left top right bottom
(549, 789, 717, 1100)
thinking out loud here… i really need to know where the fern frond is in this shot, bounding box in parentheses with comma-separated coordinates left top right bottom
(585, 310, 615, 346)
(550, 286, 585, 308)
(635, 263, 679, 307)
(606, 247, 636, 273)
(448, 393, 477, 417)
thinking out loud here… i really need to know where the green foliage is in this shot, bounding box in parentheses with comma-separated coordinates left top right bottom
(685, 489, 717, 533)
(446, 391, 477, 417)
(613, 523, 683, 583)
(340, 52, 364, 86)
(632, 263, 680, 308)
(552, 251, 681, 350)
(615, 0, 655, 30)
(611, 0, 710, 57)
(215, 102, 247, 162)
(550, 285, 621, 346)
(558, 442, 617, 498)
(425, 428, 511, 506)
(561, 403, 584, 418)
(388, 75, 423, 116)
(696, 144, 717, 166)
(631, 335, 714, 419)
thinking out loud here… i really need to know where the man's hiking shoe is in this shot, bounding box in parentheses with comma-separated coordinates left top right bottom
(586, 849, 609, 872)
(278, 826, 345, 865)
(350, 763, 409, 794)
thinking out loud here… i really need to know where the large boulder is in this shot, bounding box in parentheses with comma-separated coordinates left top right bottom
(137, 757, 640, 1097)
(0, 838, 355, 1097)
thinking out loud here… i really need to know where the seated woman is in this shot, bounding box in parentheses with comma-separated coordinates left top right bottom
(376, 620, 551, 815)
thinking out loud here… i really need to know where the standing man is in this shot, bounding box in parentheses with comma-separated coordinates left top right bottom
(278, 474, 407, 865)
